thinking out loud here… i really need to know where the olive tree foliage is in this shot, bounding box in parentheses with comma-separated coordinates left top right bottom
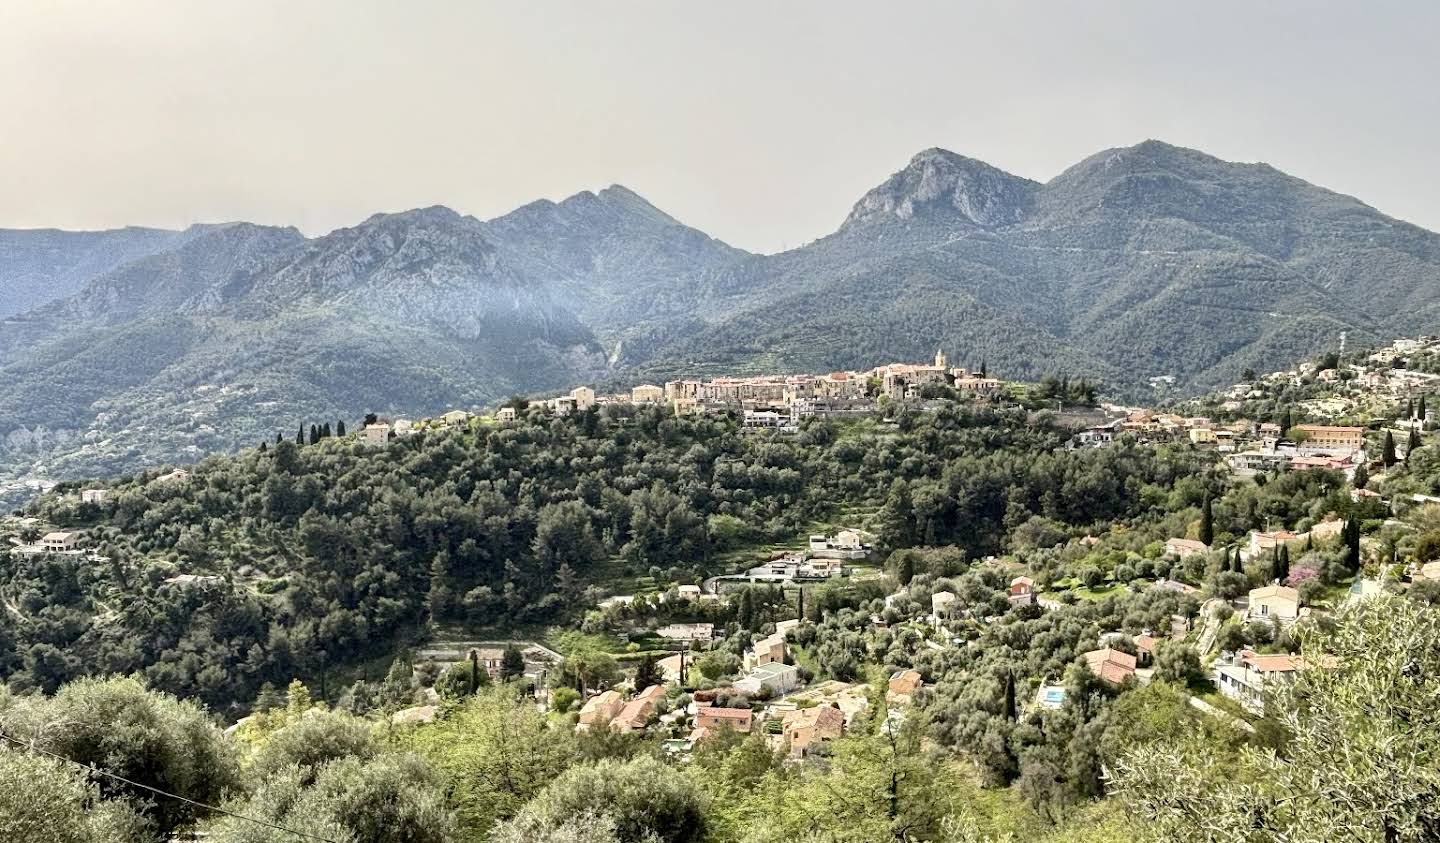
(1112, 594, 1440, 842)
(0, 675, 239, 836)
(0, 749, 150, 843)
(489, 810, 639, 843)
(246, 708, 378, 786)
(492, 755, 706, 843)
(405, 686, 578, 838)
(212, 753, 455, 843)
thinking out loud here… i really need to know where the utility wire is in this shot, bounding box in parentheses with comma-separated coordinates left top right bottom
(0, 730, 339, 843)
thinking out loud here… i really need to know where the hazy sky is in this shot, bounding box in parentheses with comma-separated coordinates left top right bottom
(2, 1, 1437, 253)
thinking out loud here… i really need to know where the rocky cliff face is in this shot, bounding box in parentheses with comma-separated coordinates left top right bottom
(842, 148, 1040, 230)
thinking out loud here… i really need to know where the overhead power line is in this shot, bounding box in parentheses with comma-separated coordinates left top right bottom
(0, 731, 339, 843)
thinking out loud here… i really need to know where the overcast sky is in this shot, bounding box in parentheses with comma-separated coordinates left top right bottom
(1, 1, 1437, 253)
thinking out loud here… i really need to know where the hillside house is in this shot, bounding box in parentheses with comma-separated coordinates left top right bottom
(783, 705, 845, 758)
(1081, 648, 1137, 685)
(931, 591, 957, 625)
(1249, 530, 1303, 558)
(657, 623, 714, 642)
(691, 706, 752, 741)
(494, 406, 517, 422)
(1295, 424, 1364, 451)
(41, 531, 81, 552)
(361, 423, 391, 446)
(1248, 585, 1300, 623)
(1008, 576, 1036, 606)
(733, 661, 799, 696)
(887, 669, 923, 705)
(1165, 538, 1210, 559)
(744, 633, 787, 670)
(80, 489, 107, 504)
(611, 685, 666, 732)
(631, 384, 665, 403)
(577, 690, 625, 731)
(1215, 650, 1301, 712)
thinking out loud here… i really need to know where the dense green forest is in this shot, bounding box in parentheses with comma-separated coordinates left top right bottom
(0, 403, 1206, 710)
(4, 399, 1440, 842)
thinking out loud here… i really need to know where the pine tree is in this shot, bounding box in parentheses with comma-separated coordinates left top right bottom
(336, 419, 346, 437)
(254, 682, 281, 713)
(1383, 431, 1397, 467)
(285, 679, 312, 718)
(1199, 496, 1214, 547)
(427, 550, 453, 621)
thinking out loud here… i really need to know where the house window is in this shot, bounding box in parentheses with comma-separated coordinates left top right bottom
(1260, 604, 1269, 616)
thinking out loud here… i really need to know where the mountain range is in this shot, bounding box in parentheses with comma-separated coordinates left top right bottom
(2, 139, 1439, 497)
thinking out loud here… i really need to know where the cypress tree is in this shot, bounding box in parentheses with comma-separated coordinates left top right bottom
(336, 420, 346, 437)
(1344, 516, 1361, 572)
(1353, 461, 1369, 490)
(633, 652, 660, 689)
(308, 424, 319, 445)
(1407, 398, 1415, 420)
(1420, 395, 1428, 426)
(1199, 496, 1215, 547)
(501, 643, 526, 681)
(321, 422, 332, 439)
(1279, 408, 1292, 435)
(1408, 426, 1422, 461)
(296, 425, 305, 445)
(259, 441, 267, 453)
(1383, 431, 1397, 467)
(1003, 669, 1017, 721)
(1275, 544, 1290, 584)
(275, 431, 283, 445)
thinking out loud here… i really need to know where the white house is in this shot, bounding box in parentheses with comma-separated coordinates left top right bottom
(80, 489, 108, 504)
(733, 661, 799, 696)
(1247, 584, 1300, 623)
(41, 531, 81, 552)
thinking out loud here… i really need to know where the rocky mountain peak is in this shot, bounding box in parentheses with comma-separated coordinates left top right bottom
(842, 147, 1040, 231)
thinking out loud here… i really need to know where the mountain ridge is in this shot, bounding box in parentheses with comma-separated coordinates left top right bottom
(1, 138, 1438, 499)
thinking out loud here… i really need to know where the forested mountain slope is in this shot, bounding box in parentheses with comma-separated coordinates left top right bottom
(2, 140, 1438, 496)
(0, 404, 1205, 710)
(629, 141, 1440, 389)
